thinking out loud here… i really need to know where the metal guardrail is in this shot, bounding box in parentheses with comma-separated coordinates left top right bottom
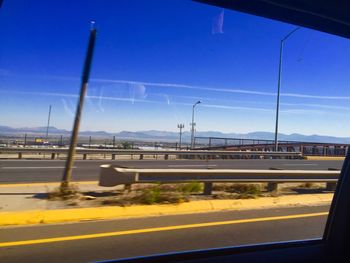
(99, 165, 339, 187)
(0, 147, 302, 160)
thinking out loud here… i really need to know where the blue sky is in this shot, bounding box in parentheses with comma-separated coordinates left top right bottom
(1, 0, 350, 136)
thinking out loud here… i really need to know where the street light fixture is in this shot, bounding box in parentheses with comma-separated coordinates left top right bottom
(191, 100, 201, 149)
(177, 124, 184, 150)
(274, 27, 300, 152)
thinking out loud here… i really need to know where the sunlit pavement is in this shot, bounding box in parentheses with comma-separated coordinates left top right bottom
(0, 159, 343, 183)
(0, 159, 336, 262)
(0, 205, 329, 263)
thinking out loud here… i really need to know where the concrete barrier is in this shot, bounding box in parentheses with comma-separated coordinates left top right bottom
(99, 165, 340, 194)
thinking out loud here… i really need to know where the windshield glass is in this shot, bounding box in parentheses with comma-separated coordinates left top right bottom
(0, 1, 348, 262)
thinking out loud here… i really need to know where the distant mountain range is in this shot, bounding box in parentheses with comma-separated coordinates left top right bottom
(1, 125, 350, 144)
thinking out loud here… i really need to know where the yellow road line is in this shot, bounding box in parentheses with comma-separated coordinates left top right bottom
(0, 181, 97, 188)
(0, 212, 328, 248)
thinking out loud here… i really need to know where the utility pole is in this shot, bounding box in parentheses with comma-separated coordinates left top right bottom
(177, 124, 184, 150)
(45, 105, 52, 142)
(190, 101, 201, 149)
(274, 27, 300, 152)
(61, 22, 97, 192)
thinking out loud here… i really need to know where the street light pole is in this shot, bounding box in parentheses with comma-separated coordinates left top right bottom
(274, 27, 300, 152)
(190, 100, 201, 149)
(61, 22, 97, 192)
(177, 124, 184, 150)
(45, 105, 52, 142)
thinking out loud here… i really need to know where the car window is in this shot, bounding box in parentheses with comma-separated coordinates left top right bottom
(0, 1, 348, 262)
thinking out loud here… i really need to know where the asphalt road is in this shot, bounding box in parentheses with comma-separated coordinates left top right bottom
(0, 159, 343, 183)
(0, 205, 329, 263)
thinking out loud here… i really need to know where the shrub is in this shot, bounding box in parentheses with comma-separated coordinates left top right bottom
(121, 141, 132, 149)
(178, 182, 203, 193)
(133, 185, 191, 205)
(139, 186, 161, 204)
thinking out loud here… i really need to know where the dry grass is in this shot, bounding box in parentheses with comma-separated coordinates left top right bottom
(300, 182, 315, 188)
(47, 184, 81, 200)
(213, 183, 262, 199)
(101, 183, 202, 206)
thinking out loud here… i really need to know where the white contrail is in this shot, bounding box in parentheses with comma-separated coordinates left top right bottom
(0, 89, 161, 105)
(92, 78, 195, 88)
(0, 90, 77, 98)
(87, 95, 161, 105)
(92, 78, 276, 96)
(150, 92, 350, 112)
(282, 92, 350, 100)
(7, 74, 348, 100)
(280, 109, 325, 115)
(91, 78, 350, 100)
(281, 102, 350, 111)
(200, 103, 274, 112)
(0, 89, 345, 115)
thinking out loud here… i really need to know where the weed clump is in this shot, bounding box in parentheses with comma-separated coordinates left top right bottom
(178, 182, 203, 194)
(48, 184, 81, 200)
(213, 183, 262, 199)
(134, 184, 193, 204)
(137, 187, 180, 204)
(101, 183, 203, 206)
(300, 182, 314, 188)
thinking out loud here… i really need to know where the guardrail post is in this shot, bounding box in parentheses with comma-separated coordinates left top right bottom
(326, 168, 338, 191)
(112, 154, 116, 160)
(139, 154, 144, 160)
(267, 182, 278, 192)
(18, 152, 22, 159)
(326, 182, 337, 191)
(164, 154, 169, 160)
(203, 182, 213, 195)
(267, 167, 281, 192)
(51, 153, 55, 160)
(83, 154, 87, 160)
